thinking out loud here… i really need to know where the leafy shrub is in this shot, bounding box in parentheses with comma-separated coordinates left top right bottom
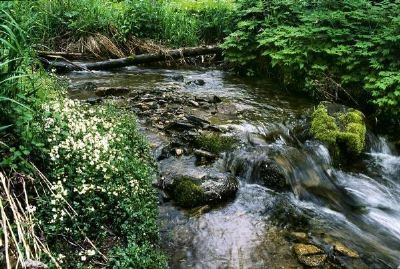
(223, 0, 400, 120)
(35, 99, 165, 267)
(117, 0, 163, 41)
(109, 241, 167, 269)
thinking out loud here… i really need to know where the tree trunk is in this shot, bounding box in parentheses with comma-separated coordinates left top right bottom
(40, 45, 222, 72)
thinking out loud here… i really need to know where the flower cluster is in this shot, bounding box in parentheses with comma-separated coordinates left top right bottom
(38, 98, 157, 267)
(40, 99, 147, 230)
(43, 100, 122, 178)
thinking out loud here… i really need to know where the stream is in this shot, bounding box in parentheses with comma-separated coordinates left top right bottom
(66, 67, 400, 269)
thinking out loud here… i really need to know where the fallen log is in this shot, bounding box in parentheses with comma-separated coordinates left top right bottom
(40, 45, 222, 72)
(37, 50, 83, 59)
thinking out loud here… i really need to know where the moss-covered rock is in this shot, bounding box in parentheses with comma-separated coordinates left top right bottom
(310, 103, 366, 158)
(171, 177, 205, 208)
(168, 173, 239, 208)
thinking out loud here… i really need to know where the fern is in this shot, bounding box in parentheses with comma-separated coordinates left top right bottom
(223, 0, 400, 119)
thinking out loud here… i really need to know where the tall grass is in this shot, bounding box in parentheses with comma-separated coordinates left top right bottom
(0, 10, 59, 269)
(9, 0, 234, 51)
(0, 10, 59, 170)
(0, 10, 32, 149)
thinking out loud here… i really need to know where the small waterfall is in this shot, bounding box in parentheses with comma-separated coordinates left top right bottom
(226, 130, 400, 266)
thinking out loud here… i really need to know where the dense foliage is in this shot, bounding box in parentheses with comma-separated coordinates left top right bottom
(1, 10, 165, 269)
(6, 0, 234, 49)
(223, 0, 400, 122)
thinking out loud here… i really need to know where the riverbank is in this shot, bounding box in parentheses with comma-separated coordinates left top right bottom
(0, 11, 166, 268)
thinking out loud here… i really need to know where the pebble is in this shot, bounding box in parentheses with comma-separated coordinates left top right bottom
(293, 243, 327, 267)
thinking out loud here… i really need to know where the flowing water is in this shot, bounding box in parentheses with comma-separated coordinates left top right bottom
(67, 67, 400, 269)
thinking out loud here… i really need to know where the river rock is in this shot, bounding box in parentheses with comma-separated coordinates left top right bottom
(175, 148, 184, 156)
(189, 205, 211, 217)
(95, 87, 130, 97)
(256, 158, 289, 191)
(293, 243, 327, 267)
(159, 161, 239, 208)
(172, 74, 184, 82)
(210, 95, 222, 104)
(189, 100, 200, 107)
(194, 149, 217, 160)
(164, 121, 196, 131)
(71, 81, 97, 91)
(22, 259, 48, 269)
(186, 115, 210, 128)
(227, 152, 289, 192)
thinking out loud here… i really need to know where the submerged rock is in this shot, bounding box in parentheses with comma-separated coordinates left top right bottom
(293, 243, 327, 267)
(254, 158, 289, 191)
(172, 74, 184, 82)
(269, 196, 310, 229)
(310, 102, 366, 159)
(333, 242, 359, 258)
(86, 97, 102, 105)
(289, 232, 308, 242)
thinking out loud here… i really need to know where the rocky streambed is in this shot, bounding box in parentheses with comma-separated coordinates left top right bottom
(67, 67, 400, 269)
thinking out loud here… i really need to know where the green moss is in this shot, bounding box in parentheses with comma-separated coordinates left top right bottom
(310, 104, 366, 157)
(172, 177, 205, 208)
(310, 104, 339, 146)
(195, 132, 237, 154)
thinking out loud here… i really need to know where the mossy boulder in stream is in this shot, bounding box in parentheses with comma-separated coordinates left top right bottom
(168, 174, 239, 208)
(171, 177, 205, 208)
(310, 102, 366, 159)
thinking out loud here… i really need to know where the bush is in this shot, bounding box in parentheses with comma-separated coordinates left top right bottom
(117, 0, 163, 41)
(35, 99, 165, 267)
(109, 241, 167, 269)
(0, 10, 59, 173)
(223, 0, 400, 120)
